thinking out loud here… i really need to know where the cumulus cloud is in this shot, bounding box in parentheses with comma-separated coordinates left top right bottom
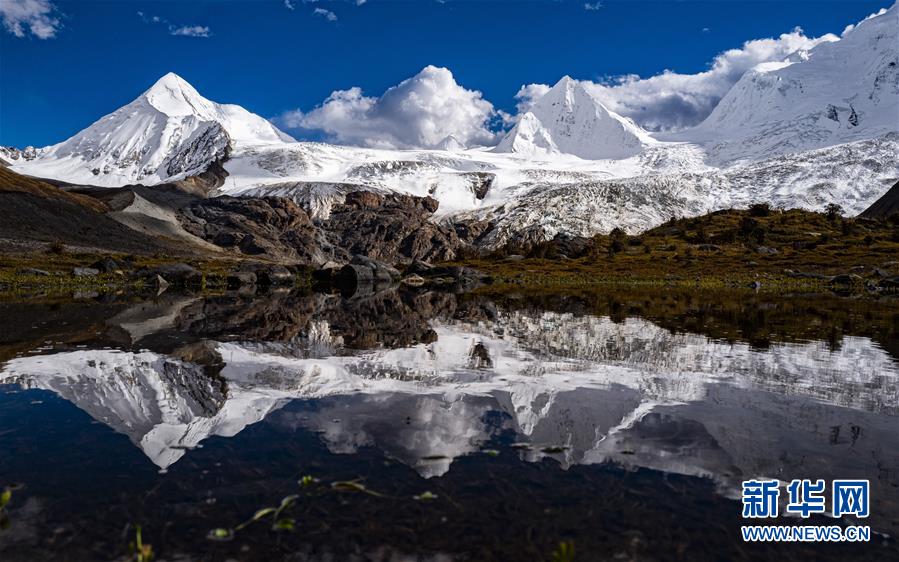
(170, 25, 211, 37)
(314, 8, 338, 21)
(1, 0, 61, 39)
(517, 27, 839, 131)
(284, 0, 295, 10)
(513, 83, 551, 115)
(584, 2, 603, 10)
(281, 65, 498, 149)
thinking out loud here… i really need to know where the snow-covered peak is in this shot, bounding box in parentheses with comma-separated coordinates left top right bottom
(687, 3, 898, 163)
(142, 72, 217, 118)
(11, 72, 294, 186)
(436, 134, 466, 152)
(496, 76, 653, 160)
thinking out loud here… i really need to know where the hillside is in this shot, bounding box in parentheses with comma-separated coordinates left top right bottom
(466, 204, 899, 289)
(0, 167, 186, 255)
(861, 180, 899, 218)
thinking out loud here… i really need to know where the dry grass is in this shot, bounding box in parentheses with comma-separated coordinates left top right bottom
(0, 167, 108, 213)
(460, 208, 899, 292)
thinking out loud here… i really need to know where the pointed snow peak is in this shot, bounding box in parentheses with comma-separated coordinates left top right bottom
(552, 75, 576, 90)
(496, 75, 652, 160)
(142, 72, 213, 117)
(151, 71, 191, 89)
(437, 134, 465, 152)
(544, 76, 582, 105)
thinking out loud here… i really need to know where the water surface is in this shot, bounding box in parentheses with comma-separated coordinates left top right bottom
(0, 288, 897, 561)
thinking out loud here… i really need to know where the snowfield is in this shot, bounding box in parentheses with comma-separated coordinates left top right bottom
(7, 4, 898, 243)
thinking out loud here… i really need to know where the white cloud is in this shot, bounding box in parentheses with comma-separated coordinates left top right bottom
(281, 65, 498, 149)
(314, 7, 338, 21)
(170, 25, 211, 38)
(584, 2, 603, 10)
(0, 0, 61, 39)
(137, 12, 212, 38)
(517, 27, 838, 131)
(284, 0, 295, 10)
(513, 83, 551, 115)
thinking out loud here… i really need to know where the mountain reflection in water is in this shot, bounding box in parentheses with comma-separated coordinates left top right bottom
(0, 288, 897, 561)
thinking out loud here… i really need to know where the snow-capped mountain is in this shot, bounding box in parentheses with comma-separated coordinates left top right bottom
(11, 73, 294, 186)
(2, 308, 896, 507)
(6, 5, 898, 242)
(496, 76, 654, 159)
(685, 3, 898, 163)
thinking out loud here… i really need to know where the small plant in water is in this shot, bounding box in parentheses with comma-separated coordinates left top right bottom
(208, 493, 300, 541)
(208, 476, 392, 543)
(128, 525, 154, 562)
(0, 486, 11, 531)
(330, 479, 385, 497)
(550, 540, 575, 562)
(413, 491, 438, 502)
(298, 474, 320, 488)
(0, 485, 23, 531)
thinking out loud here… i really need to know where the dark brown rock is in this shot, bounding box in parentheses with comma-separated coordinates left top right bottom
(227, 271, 257, 288)
(141, 263, 203, 287)
(181, 196, 319, 263)
(319, 191, 463, 264)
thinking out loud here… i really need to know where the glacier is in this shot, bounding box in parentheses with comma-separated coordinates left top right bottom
(7, 4, 898, 244)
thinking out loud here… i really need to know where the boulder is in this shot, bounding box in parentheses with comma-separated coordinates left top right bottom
(404, 260, 435, 276)
(784, 269, 830, 280)
(312, 261, 343, 285)
(337, 256, 400, 289)
(18, 268, 50, 276)
(151, 274, 169, 293)
(339, 263, 375, 286)
(351, 255, 401, 280)
(401, 274, 427, 287)
(830, 273, 863, 285)
(90, 258, 120, 273)
(550, 233, 592, 258)
(227, 271, 258, 289)
(142, 263, 203, 287)
(73, 267, 100, 277)
(254, 265, 293, 286)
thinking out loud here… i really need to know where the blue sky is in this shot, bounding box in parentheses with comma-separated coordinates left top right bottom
(0, 0, 890, 148)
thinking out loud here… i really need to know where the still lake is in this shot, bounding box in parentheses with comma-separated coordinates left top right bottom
(0, 287, 897, 561)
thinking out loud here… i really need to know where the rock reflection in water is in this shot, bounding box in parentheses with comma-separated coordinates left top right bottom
(0, 287, 898, 548)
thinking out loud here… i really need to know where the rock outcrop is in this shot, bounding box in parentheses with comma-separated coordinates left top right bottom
(317, 191, 464, 264)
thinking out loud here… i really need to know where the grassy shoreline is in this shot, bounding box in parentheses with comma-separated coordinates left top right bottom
(0, 251, 310, 297)
(2, 206, 898, 298)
